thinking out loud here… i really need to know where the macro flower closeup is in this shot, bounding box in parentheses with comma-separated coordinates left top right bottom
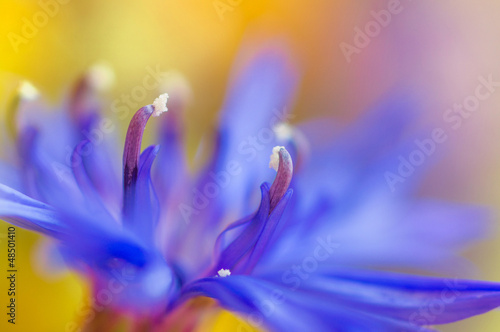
(2, 1, 500, 332)
(1, 44, 500, 332)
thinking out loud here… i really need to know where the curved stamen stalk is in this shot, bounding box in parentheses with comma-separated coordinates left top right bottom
(269, 146, 293, 212)
(6, 81, 39, 140)
(211, 146, 294, 275)
(273, 122, 310, 171)
(123, 94, 169, 219)
(69, 64, 114, 128)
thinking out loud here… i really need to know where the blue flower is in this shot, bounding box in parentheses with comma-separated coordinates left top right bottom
(0, 46, 499, 331)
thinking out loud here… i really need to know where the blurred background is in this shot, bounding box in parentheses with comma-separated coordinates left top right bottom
(1, 0, 500, 331)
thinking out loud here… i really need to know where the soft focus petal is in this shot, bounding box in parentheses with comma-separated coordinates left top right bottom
(183, 269, 500, 331)
(180, 275, 433, 332)
(0, 183, 62, 236)
(208, 44, 298, 218)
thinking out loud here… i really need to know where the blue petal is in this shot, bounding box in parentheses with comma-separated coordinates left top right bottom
(16, 126, 84, 208)
(0, 183, 151, 271)
(294, 94, 419, 207)
(79, 135, 122, 214)
(90, 252, 176, 313)
(180, 275, 433, 332)
(167, 46, 299, 275)
(264, 186, 489, 276)
(71, 140, 118, 220)
(124, 145, 161, 242)
(307, 269, 500, 326)
(22, 108, 79, 163)
(154, 110, 189, 204)
(53, 209, 153, 270)
(214, 184, 271, 272)
(269, 95, 490, 275)
(0, 161, 22, 192)
(182, 269, 500, 331)
(214, 183, 292, 274)
(0, 183, 63, 236)
(219, 46, 298, 147)
(210, 45, 298, 217)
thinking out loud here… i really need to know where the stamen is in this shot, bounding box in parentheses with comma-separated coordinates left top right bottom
(211, 149, 294, 275)
(273, 122, 310, 171)
(217, 269, 231, 277)
(269, 146, 293, 211)
(69, 63, 114, 127)
(157, 73, 190, 131)
(152, 93, 169, 117)
(86, 63, 115, 92)
(159, 71, 192, 112)
(18, 81, 39, 100)
(273, 123, 294, 142)
(123, 95, 168, 214)
(7, 81, 39, 139)
(269, 146, 284, 171)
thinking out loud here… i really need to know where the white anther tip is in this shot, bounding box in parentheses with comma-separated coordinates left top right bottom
(160, 71, 193, 103)
(88, 63, 115, 91)
(217, 269, 231, 278)
(269, 146, 286, 171)
(152, 93, 169, 117)
(19, 81, 39, 100)
(273, 123, 293, 142)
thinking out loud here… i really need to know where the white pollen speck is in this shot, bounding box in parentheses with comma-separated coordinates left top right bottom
(19, 81, 39, 100)
(217, 269, 231, 278)
(269, 146, 285, 171)
(152, 93, 169, 117)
